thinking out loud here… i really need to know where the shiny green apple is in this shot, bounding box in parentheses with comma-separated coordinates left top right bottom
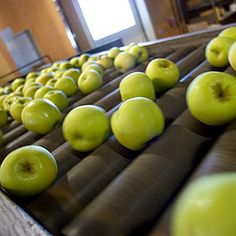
(219, 26, 236, 40)
(145, 58, 180, 93)
(128, 45, 149, 64)
(63, 105, 110, 152)
(63, 68, 81, 83)
(21, 98, 62, 134)
(34, 86, 54, 99)
(114, 52, 136, 73)
(107, 46, 121, 59)
(36, 73, 54, 85)
(186, 71, 236, 126)
(96, 55, 114, 69)
(228, 41, 236, 71)
(172, 173, 236, 236)
(11, 78, 25, 91)
(0, 145, 58, 197)
(119, 72, 155, 101)
(54, 76, 77, 97)
(111, 97, 165, 150)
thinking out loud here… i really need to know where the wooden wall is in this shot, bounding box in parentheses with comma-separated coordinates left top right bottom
(0, 0, 77, 79)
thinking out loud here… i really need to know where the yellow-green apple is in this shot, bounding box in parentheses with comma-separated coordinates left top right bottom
(52, 62, 61, 68)
(88, 56, 98, 62)
(26, 72, 39, 80)
(96, 55, 114, 69)
(145, 58, 180, 93)
(2, 94, 21, 113)
(59, 61, 73, 70)
(82, 63, 104, 76)
(43, 90, 69, 111)
(21, 98, 62, 134)
(119, 72, 155, 101)
(54, 70, 65, 79)
(4, 85, 12, 94)
(23, 83, 42, 98)
(171, 173, 236, 236)
(205, 36, 234, 67)
(79, 53, 89, 67)
(47, 67, 58, 73)
(24, 77, 36, 86)
(54, 76, 77, 97)
(36, 73, 54, 85)
(78, 69, 103, 94)
(114, 52, 136, 73)
(107, 46, 121, 59)
(0, 95, 7, 108)
(128, 45, 149, 64)
(15, 84, 24, 94)
(0, 145, 58, 197)
(228, 41, 236, 71)
(111, 97, 165, 150)
(11, 78, 25, 91)
(63, 105, 110, 152)
(22, 82, 41, 95)
(63, 68, 81, 83)
(219, 26, 236, 40)
(186, 71, 236, 126)
(9, 97, 32, 123)
(46, 78, 58, 87)
(0, 108, 8, 128)
(34, 86, 54, 99)
(125, 42, 137, 52)
(70, 57, 80, 68)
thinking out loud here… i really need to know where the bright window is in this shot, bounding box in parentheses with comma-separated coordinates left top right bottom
(78, 0, 136, 40)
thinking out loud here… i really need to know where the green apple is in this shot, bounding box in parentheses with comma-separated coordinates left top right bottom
(70, 57, 80, 68)
(24, 77, 36, 86)
(0, 95, 7, 108)
(63, 105, 110, 152)
(145, 58, 180, 93)
(23, 83, 42, 98)
(171, 173, 236, 236)
(21, 98, 62, 134)
(52, 62, 61, 68)
(2, 94, 21, 113)
(186, 71, 236, 126)
(114, 52, 136, 73)
(22, 82, 41, 95)
(11, 78, 25, 91)
(111, 97, 165, 150)
(82, 63, 104, 76)
(119, 72, 155, 101)
(36, 73, 54, 85)
(228, 41, 236, 71)
(43, 90, 69, 111)
(4, 85, 12, 94)
(63, 68, 81, 83)
(0, 108, 8, 128)
(15, 84, 24, 94)
(46, 78, 58, 87)
(54, 70, 65, 79)
(34, 86, 54, 99)
(205, 36, 234, 67)
(54, 76, 77, 97)
(96, 55, 114, 69)
(10, 97, 32, 123)
(219, 26, 236, 40)
(81, 60, 97, 71)
(78, 69, 103, 94)
(59, 61, 73, 70)
(0, 145, 58, 197)
(79, 53, 89, 67)
(124, 42, 137, 52)
(128, 45, 149, 64)
(107, 46, 121, 59)
(25, 72, 39, 80)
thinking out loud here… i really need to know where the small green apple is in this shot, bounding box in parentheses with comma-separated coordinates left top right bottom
(186, 71, 236, 126)
(23, 83, 42, 98)
(96, 55, 114, 69)
(107, 47, 121, 59)
(43, 89, 69, 111)
(54, 70, 65, 79)
(34, 86, 54, 99)
(15, 84, 24, 94)
(22, 82, 41, 95)
(0, 145, 58, 197)
(0, 95, 7, 108)
(78, 69, 103, 94)
(63, 68, 81, 83)
(228, 41, 236, 71)
(111, 97, 165, 150)
(0, 108, 8, 128)
(119, 72, 155, 101)
(82, 63, 104, 76)
(59, 61, 73, 70)
(114, 52, 136, 73)
(79, 53, 89, 67)
(128, 45, 149, 64)
(205, 36, 234, 67)
(63, 105, 110, 152)
(11, 78, 25, 91)
(70, 57, 80, 68)
(46, 78, 58, 87)
(54, 76, 77, 97)
(124, 42, 137, 52)
(21, 98, 62, 134)
(10, 97, 32, 123)
(36, 73, 54, 85)
(171, 173, 236, 236)
(219, 26, 236, 40)
(2, 94, 21, 113)
(52, 62, 61, 68)
(145, 58, 180, 93)
(25, 72, 39, 80)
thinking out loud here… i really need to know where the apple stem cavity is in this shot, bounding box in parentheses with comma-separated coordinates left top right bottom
(212, 82, 230, 101)
(19, 161, 36, 175)
(159, 60, 171, 68)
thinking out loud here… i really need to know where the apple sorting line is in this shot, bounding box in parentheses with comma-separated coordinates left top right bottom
(1, 25, 236, 235)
